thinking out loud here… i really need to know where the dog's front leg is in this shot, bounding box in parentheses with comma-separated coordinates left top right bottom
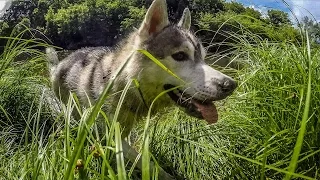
(121, 140, 174, 180)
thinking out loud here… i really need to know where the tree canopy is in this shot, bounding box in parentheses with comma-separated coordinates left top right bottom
(0, 0, 301, 51)
(300, 16, 320, 43)
(267, 9, 291, 26)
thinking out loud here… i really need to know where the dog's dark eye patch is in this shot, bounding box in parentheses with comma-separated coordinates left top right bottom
(171, 51, 188, 61)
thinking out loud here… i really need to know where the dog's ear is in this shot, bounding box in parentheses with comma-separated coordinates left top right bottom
(178, 8, 191, 30)
(138, 0, 169, 40)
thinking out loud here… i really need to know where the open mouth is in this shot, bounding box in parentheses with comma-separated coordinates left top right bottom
(163, 84, 218, 124)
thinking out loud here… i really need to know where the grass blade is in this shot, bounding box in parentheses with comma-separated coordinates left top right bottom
(138, 50, 185, 83)
(285, 31, 313, 180)
(64, 52, 133, 180)
(115, 122, 127, 180)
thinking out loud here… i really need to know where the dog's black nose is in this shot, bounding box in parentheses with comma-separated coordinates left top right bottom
(219, 79, 237, 93)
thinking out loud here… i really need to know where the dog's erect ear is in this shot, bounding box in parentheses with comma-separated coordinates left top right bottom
(178, 8, 191, 30)
(138, 0, 169, 39)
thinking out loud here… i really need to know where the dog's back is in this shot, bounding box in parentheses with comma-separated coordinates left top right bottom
(48, 47, 111, 104)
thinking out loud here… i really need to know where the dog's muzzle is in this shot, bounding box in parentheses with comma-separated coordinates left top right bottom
(164, 84, 219, 124)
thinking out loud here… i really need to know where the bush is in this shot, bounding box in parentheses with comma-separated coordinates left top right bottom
(0, 29, 56, 144)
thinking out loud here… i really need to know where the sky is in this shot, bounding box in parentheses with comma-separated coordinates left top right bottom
(0, 0, 319, 22)
(0, 1, 5, 15)
(0, 0, 11, 17)
(230, 0, 320, 22)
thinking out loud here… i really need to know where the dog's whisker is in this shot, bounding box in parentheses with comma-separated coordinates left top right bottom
(186, 92, 199, 103)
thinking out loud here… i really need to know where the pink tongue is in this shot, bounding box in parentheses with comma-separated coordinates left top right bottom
(192, 100, 218, 124)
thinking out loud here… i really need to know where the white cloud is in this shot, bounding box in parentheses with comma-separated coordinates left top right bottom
(0, 1, 6, 11)
(248, 5, 269, 18)
(290, 0, 320, 22)
(234, 0, 320, 23)
(0, 0, 12, 17)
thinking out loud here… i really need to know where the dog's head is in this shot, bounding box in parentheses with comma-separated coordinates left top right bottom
(137, 0, 237, 124)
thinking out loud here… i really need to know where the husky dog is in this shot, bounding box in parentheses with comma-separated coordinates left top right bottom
(47, 0, 236, 178)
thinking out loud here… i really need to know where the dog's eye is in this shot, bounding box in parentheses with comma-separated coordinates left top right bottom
(171, 51, 188, 61)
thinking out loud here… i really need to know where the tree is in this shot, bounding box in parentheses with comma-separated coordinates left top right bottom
(191, 0, 225, 14)
(0, 0, 301, 51)
(300, 16, 320, 43)
(1, 0, 35, 25)
(225, 1, 245, 14)
(244, 7, 261, 20)
(44, 0, 144, 49)
(267, 9, 291, 26)
(0, 21, 10, 35)
(120, 6, 147, 33)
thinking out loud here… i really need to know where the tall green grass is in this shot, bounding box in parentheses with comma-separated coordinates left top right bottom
(0, 28, 163, 180)
(1, 22, 319, 180)
(0, 27, 55, 145)
(146, 31, 319, 179)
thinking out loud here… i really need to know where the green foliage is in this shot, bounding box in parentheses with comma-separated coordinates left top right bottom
(0, 21, 9, 35)
(15, 18, 31, 33)
(190, 0, 225, 14)
(0, 29, 55, 143)
(225, 1, 246, 14)
(49, 3, 90, 35)
(244, 6, 262, 20)
(267, 9, 292, 26)
(1, 0, 35, 25)
(0, 0, 303, 50)
(300, 16, 320, 43)
(120, 6, 147, 33)
(196, 12, 215, 30)
(43, 0, 143, 48)
(194, 9, 300, 53)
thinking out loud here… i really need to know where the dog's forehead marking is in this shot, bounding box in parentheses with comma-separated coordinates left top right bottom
(144, 26, 206, 61)
(186, 32, 198, 47)
(180, 41, 195, 60)
(185, 32, 203, 62)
